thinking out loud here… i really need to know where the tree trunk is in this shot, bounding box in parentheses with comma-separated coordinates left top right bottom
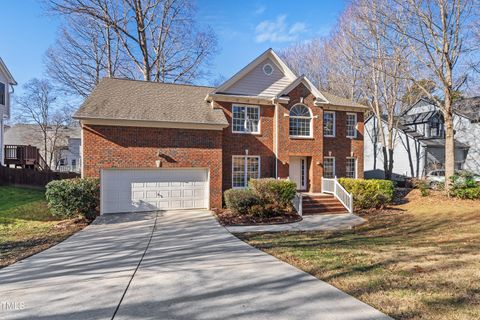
(443, 104, 455, 192)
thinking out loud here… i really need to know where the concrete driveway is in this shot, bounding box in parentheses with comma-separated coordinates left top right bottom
(0, 210, 390, 320)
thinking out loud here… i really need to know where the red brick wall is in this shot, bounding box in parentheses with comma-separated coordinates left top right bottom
(82, 125, 223, 208)
(277, 83, 325, 192)
(323, 112, 364, 178)
(213, 101, 276, 191)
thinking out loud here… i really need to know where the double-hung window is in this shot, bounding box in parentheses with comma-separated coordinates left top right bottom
(346, 113, 357, 138)
(346, 157, 356, 178)
(324, 111, 335, 137)
(323, 157, 335, 178)
(232, 104, 260, 134)
(289, 104, 312, 137)
(232, 156, 260, 188)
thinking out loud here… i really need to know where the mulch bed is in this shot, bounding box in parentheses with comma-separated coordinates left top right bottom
(213, 208, 302, 226)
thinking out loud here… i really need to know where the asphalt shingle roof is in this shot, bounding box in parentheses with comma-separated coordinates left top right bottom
(74, 78, 228, 126)
(320, 91, 368, 109)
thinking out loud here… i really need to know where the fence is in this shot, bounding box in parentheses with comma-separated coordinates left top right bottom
(0, 166, 80, 188)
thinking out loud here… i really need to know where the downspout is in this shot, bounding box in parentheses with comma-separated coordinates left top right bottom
(275, 102, 279, 178)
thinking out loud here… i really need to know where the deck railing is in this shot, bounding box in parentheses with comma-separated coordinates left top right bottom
(321, 177, 353, 213)
(3, 145, 50, 171)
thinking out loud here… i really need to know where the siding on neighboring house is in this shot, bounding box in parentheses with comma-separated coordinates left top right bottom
(223, 58, 292, 96)
(454, 115, 480, 174)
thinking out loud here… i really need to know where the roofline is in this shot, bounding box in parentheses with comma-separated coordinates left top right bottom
(74, 116, 229, 130)
(0, 57, 17, 85)
(212, 48, 297, 94)
(98, 76, 214, 89)
(276, 75, 330, 105)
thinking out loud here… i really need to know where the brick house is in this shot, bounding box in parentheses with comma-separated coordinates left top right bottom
(74, 49, 368, 214)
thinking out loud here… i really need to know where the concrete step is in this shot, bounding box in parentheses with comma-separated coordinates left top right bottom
(303, 208, 348, 215)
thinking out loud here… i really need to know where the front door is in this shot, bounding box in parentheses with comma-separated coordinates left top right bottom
(289, 157, 307, 190)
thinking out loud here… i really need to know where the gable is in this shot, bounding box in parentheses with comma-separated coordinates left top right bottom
(404, 99, 438, 116)
(222, 57, 293, 97)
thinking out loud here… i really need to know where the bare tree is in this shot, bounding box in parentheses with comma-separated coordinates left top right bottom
(15, 79, 73, 169)
(45, 15, 131, 97)
(46, 0, 217, 87)
(384, 0, 477, 190)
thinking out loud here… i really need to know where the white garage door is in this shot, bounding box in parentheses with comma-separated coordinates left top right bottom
(101, 168, 209, 214)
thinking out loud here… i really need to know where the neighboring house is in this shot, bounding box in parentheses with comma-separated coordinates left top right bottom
(364, 98, 480, 180)
(0, 57, 17, 166)
(4, 124, 82, 172)
(74, 49, 368, 214)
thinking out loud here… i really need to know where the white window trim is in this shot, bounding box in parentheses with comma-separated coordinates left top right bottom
(289, 104, 313, 138)
(324, 111, 336, 137)
(346, 113, 357, 138)
(323, 156, 336, 178)
(346, 157, 357, 179)
(231, 155, 261, 188)
(263, 63, 274, 76)
(232, 104, 261, 134)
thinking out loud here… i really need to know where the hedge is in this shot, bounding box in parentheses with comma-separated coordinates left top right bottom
(249, 178, 296, 209)
(224, 188, 260, 215)
(224, 178, 297, 216)
(45, 178, 100, 220)
(338, 178, 394, 209)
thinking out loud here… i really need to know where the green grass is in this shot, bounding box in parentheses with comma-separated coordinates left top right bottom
(0, 186, 86, 267)
(239, 190, 480, 320)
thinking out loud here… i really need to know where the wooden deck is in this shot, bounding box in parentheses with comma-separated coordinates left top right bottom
(4, 145, 49, 171)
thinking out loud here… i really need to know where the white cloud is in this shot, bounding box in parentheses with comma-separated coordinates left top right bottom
(255, 15, 307, 43)
(254, 5, 266, 15)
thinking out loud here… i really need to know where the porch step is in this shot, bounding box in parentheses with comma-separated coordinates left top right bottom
(301, 194, 348, 215)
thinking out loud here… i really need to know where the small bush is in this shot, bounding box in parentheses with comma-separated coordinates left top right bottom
(224, 188, 260, 214)
(450, 186, 480, 200)
(415, 179, 431, 196)
(247, 204, 268, 217)
(249, 178, 296, 209)
(45, 178, 100, 220)
(339, 178, 395, 209)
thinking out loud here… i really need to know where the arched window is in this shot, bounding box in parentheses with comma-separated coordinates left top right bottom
(289, 104, 312, 137)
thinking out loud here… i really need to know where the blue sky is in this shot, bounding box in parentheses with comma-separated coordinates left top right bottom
(0, 0, 347, 93)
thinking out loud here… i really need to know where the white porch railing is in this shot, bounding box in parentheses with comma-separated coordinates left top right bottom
(321, 177, 353, 213)
(292, 193, 303, 216)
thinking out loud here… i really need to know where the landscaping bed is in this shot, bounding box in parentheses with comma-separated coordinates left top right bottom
(0, 186, 88, 268)
(213, 208, 301, 226)
(239, 188, 480, 320)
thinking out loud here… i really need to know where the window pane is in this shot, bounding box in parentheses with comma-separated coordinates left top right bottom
(232, 157, 246, 187)
(324, 157, 335, 178)
(346, 114, 357, 137)
(0, 82, 5, 105)
(346, 158, 356, 178)
(324, 112, 335, 136)
(247, 157, 259, 181)
(232, 106, 245, 132)
(289, 118, 310, 136)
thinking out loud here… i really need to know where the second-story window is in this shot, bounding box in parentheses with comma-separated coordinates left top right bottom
(0, 82, 5, 106)
(324, 111, 336, 137)
(289, 104, 312, 137)
(232, 104, 260, 134)
(346, 113, 357, 138)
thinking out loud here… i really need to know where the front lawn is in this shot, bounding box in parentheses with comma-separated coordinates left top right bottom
(239, 189, 480, 320)
(0, 185, 87, 268)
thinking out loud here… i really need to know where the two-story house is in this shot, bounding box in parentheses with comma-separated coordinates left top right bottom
(74, 49, 368, 214)
(0, 57, 17, 166)
(364, 98, 480, 180)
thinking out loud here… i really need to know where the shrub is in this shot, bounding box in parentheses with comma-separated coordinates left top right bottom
(415, 179, 431, 196)
(247, 204, 268, 217)
(338, 178, 395, 209)
(45, 178, 100, 220)
(224, 188, 260, 214)
(249, 178, 296, 209)
(450, 186, 480, 200)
